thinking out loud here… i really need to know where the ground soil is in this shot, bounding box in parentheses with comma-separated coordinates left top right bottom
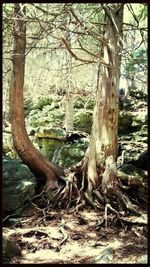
(3, 206, 148, 264)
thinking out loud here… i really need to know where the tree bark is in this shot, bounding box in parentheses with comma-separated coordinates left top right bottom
(10, 4, 64, 189)
(86, 4, 124, 192)
(63, 27, 74, 131)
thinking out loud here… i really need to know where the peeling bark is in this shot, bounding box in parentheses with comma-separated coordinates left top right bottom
(85, 4, 124, 191)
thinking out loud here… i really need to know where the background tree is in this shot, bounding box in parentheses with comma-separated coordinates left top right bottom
(63, 16, 74, 131)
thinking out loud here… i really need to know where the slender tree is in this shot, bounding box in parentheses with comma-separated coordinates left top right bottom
(63, 25, 74, 131)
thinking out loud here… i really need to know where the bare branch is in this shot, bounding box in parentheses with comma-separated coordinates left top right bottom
(60, 37, 96, 64)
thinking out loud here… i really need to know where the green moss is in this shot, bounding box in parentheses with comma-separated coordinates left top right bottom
(74, 97, 85, 108)
(28, 115, 39, 127)
(24, 99, 33, 117)
(35, 128, 66, 139)
(39, 138, 62, 160)
(118, 164, 146, 179)
(118, 111, 133, 134)
(85, 98, 95, 109)
(53, 143, 88, 167)
(74, 110, 93, 134)
(33, 97, 53, 110)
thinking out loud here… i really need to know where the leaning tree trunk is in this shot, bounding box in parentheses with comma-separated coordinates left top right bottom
(85, 4, 124, 193)
(10, 3, 64, 190)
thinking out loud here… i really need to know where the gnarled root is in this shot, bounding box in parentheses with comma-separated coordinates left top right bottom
(31, 155, 145, 221)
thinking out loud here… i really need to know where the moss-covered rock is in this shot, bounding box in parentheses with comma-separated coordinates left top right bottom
(52, 142, 88, 167)
(85, 98, 95, 109)
(117, 136, 147, 169)
(35, 128, 66, 160)
(24, 99, 33, 117)
(26, 107, 65, 128)
(118, 163, 148, 204)
(35, 127, 89, 167)
(35, 127, 66, 140)
(3, 157, 36, 215)
(74, 96, 85, 109)
(39, 138, 62, 161)
(33, 96, 53, 110)
(118, 111, 133, 134)
(3, 234, 21, 261)
(74, 110, 93, 134)
(118, 164, 146, 179)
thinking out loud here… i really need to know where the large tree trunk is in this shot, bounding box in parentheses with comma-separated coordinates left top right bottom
(10, 3, 64, 189)
(85, 4, 124, 193)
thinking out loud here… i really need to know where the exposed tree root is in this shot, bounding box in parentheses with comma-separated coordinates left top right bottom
(54, 217, 69, 251)
(29, 156, 147, 225)
(104, 203, 120, 228)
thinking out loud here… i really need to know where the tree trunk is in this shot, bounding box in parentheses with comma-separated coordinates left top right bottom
(64, 92, 74, 131)
(63, 28, 74, 131)
(10, 3, 64, 189)
(85, 4, 124, 193)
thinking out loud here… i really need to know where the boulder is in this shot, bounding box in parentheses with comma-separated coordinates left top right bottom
(118, 164, 146, 179)
(74, 96, 85, 109)
(117, 163, 148, 204)
(118, 111, 133, 134)
(35, 127, 89, 167)
(129, 150, 147, 170)
(3, 157, 37, 215)
(85, 98, 95, 109)
(35, 127, 66, 140)
(74, 110, 93, 134)
(52, 142, 88, 167)
(33, 96, 53, 110)
(26, 106, 65, 128)
(117, 127, 147, 170)
(3, 234, 21, 262)
(94, 247, 113, 264)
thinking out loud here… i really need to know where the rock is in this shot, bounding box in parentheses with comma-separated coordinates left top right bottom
(117, 163, 148, 204)
(24, 99, 33, 117)
(118, 111, 133, 134)
(129, 150, 147, 170)
(37, 137, 62, 161)
(74, 110, 93, 134)
(3, 235, 21, 262)
(35, 128, 66, 160)
(52, 142, 88, 167)
(118, 164, 146, 179)
(74, 97, 85, 109)
(35, 127, 66, 140)
(117, 140, 147, 170)
(3, 157, 37, 215)
(85, 98, 95, 109)
(132, 110, 147, 131)
(94, 247, 113, 263)
(33, 96, 53, 110)
(139, 254, 148, 264)
(35, 128, 89, 167)
(27, 107, 65, 128)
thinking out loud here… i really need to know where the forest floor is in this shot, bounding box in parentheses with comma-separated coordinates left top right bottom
(3, 206, 148, 264)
